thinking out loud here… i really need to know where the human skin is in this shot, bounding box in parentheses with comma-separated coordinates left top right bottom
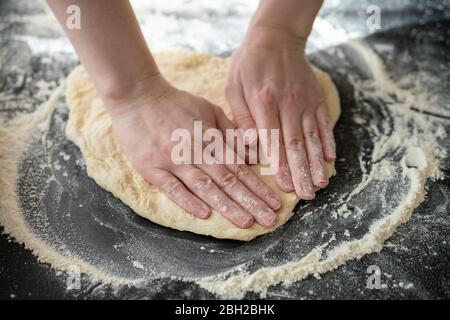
(226, 0, 336, 201)
(47, 0, 333, 229)
(47, 0, 282, 229)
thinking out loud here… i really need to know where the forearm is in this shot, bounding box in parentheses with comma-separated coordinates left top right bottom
(47, 0, 160, 102)
(249, 0, 323, 40)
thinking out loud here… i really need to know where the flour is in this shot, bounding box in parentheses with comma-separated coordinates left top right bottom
(0, 40, 446, 297)
(0, 84, 138, 286)
(194, 41, 445, 296)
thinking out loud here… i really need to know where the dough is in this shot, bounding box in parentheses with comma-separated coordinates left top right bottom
(65, 51, 340, 241)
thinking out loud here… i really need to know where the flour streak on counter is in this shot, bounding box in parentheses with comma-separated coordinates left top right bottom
(196, 40, 445, 296)
(0, 40, 446, 298)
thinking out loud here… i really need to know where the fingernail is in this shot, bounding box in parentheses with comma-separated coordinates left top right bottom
(301, 183, 315, 200)
(317, 176, 329, 187)
(330, 149, 336, 160)
(198, 207, 210, 218)
(262, 212, 277, 227)
(327, 147, 336, 161)
(317, 179, 329, 188)
(266, 193, 282, 210)
(239, 214, 254, 228)
(282, 179, 294, 192)
(314, 165, 329, 187)
(328, 135, 337, 159)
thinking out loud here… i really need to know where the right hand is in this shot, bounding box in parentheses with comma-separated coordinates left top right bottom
(226, 27, 335, 200)
(106, 74, 282, 229)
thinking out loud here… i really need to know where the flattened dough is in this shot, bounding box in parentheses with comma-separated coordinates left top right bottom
(65, 51, 340, 241)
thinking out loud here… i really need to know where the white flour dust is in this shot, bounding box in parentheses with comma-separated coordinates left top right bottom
(0, 85, 138, 286)
(195, 40, 445, 296)
(0, 40, 446, 297)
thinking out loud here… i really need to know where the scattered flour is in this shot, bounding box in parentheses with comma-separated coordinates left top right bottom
(0, 40, 446, 298)
(193, 40, 445, 296)
(132, 260, 145, 270)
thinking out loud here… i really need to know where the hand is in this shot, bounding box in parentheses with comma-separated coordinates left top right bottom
(106, 74, 282, 229)
(226, 26, 336, 200)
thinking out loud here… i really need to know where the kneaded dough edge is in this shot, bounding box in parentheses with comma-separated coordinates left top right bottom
(65, 51, 341, 241)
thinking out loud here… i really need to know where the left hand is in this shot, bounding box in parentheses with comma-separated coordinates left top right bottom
(226, 26, 336, 200)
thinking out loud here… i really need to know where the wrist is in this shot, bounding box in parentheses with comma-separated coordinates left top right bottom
(246, 0, 322, 47)
(101, 71, 173, 116)
(243, 24, 307, 53)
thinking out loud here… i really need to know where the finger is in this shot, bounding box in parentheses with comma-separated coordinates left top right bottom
(196, 162, 277, 228)
(279, 105, 315, 200)
(226, 162, 281, 210)
(316, 103, 336, 161)
(249, 92, 294, 192)
(206, 117, 281, 210)
(214, 105, 235, 134)
(214, 106, 249, 161)
(142, 168, 210, 219)
(225, 83, 258, 147)
(302, 114, 329, 188)
(172, 165, 254, 229)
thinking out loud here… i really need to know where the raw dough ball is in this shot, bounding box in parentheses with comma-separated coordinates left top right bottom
(65, 51, 340, 241)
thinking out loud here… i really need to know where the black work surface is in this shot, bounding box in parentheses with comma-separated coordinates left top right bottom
(0, 1, 449, 299)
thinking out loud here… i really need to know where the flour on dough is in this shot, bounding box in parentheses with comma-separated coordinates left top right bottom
(65, 51, 341, 241)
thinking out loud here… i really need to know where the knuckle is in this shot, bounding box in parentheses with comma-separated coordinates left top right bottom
(220, 172, 238, 190)
(237, 192, 259, 208)
(162, 180, 183, 197)
(234, 110, 253, 124)
(295, 161, 311, 179)
(254, 181, 267, 194)
(257, 85, 276, 105)
(279, 164, 291, 180)
(233, 163, 249, 177)
(321, 113, 331, 126)
(285, 137, 304, 150)
(279, 102, 296, 113)
(285, 87, 302, 102)
(192, 174, 213, 192)
(304, 129, 319, 140)
(211, 193, 226, 204)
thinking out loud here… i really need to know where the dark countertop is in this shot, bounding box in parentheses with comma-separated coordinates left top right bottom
(0, 0, 449, 299)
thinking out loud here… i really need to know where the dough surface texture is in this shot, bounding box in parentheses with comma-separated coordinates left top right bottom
(65, 51, 341, 241)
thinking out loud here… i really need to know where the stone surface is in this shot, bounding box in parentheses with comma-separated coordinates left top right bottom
(0, 0, 449, 299)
